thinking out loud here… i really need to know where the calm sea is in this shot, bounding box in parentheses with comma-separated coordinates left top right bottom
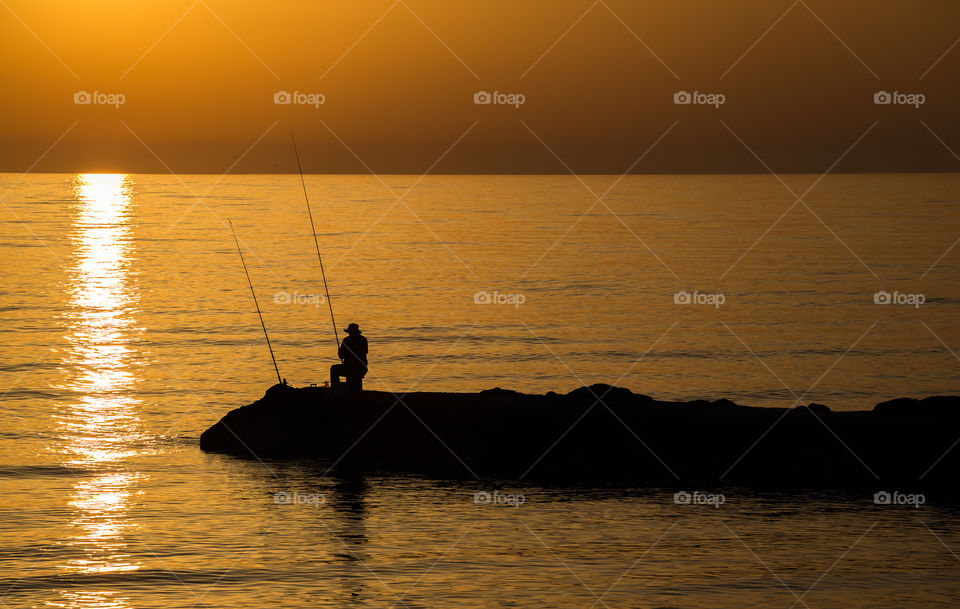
(1, 172, 960, 607)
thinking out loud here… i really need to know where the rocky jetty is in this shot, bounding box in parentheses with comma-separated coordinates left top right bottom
(200, 384, 960, 488)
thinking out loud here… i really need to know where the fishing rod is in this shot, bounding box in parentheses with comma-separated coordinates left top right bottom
(291, 132, 340, 350)
(229, 219, 283, 385)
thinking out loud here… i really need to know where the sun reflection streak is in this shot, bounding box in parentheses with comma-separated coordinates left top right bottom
(56, 174, 145, 606)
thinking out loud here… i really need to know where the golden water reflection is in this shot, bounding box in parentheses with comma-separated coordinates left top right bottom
(56, 174, 145, 606)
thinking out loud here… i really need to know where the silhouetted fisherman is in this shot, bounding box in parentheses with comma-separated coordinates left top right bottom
(330, 323, 368, 394)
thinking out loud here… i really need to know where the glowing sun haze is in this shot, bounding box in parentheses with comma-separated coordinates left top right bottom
(1, 0, 958, 173)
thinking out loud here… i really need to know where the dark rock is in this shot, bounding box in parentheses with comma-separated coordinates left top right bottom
(565, 384, 649, 405)
(479, 387, 523, 398)
(794, 403, 831, 416)
(200, 385, 960, 489)
(874, 395, 960, 416)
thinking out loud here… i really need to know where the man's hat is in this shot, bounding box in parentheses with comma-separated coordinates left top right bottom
(344, 323, 362, 334)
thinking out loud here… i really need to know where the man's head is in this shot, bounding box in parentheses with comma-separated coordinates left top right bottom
(344, 323, 362, 335)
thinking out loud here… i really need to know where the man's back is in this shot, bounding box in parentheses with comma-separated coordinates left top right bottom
(339, 334, 368, 367)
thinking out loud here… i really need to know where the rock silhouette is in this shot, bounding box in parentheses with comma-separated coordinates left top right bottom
(200, 384, 960, 489)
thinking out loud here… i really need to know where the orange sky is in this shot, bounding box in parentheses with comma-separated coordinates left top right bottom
(1, 0, 958, 173)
